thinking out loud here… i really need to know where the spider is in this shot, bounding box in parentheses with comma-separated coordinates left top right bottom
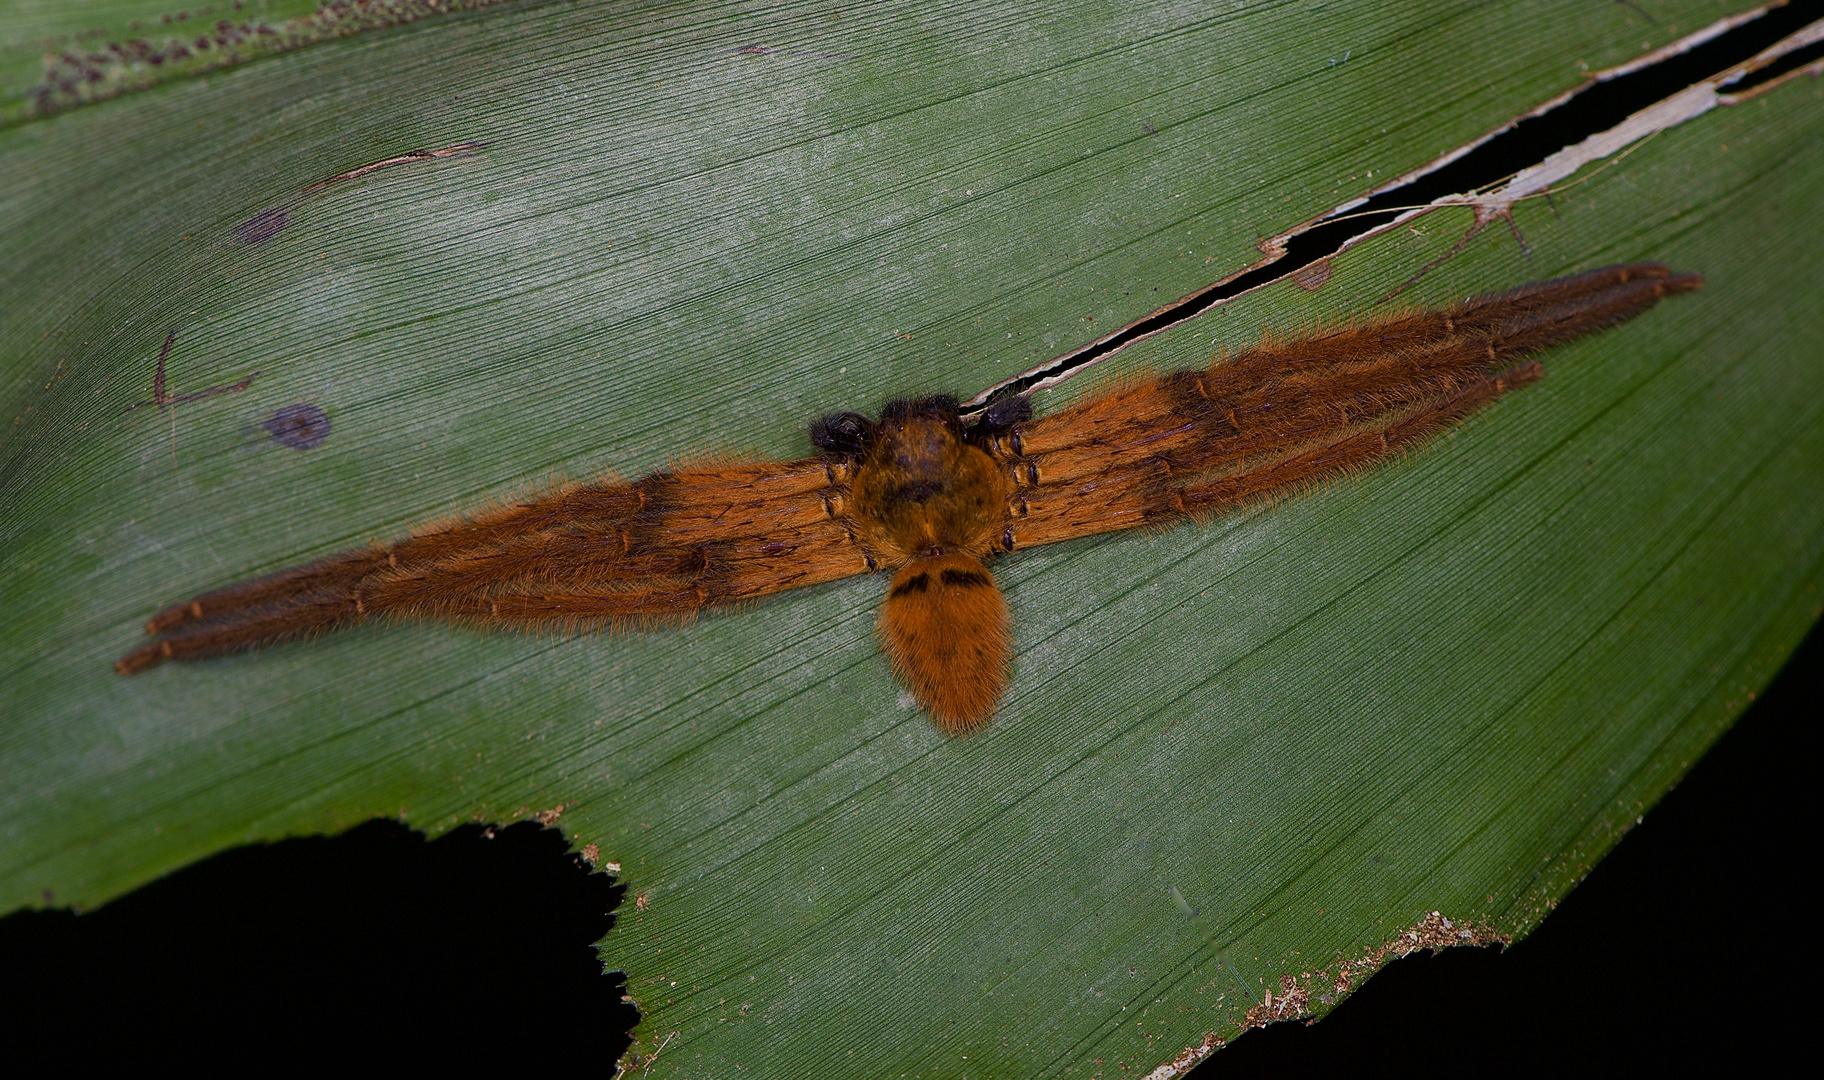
(116, 262, 1701, 733)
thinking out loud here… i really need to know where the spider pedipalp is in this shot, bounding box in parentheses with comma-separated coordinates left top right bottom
(808, 410, 874, 456)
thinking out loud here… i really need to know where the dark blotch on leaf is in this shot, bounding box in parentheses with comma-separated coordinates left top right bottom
(265, 403, 331, 449)
(237, 207, 288, 244)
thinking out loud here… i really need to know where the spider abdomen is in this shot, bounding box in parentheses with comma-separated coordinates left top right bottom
(878, 552, 1011, 735)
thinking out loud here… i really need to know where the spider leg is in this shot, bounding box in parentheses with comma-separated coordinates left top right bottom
(420, 457, 866, 618)
(116, 590, 368, 673)
(1002, 263, 1700, 550)
(428, 529, 864, 628)
(359, 458, 857, 615)
(115, 516, 869, 675)
(139, 478, 646, 635)
(1163, 264, 1702, 479)
(113, 575, 706, 674)
(1009, 264, 1699, 490)
(119, 458, 867, 672)
(982, 362, 1546, 551)
(1173, 362, 1545, 518)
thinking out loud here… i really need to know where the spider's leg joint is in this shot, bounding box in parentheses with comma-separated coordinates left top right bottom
(1001, 528, 1016, 552)
(1025, 460, 1040, 486)
(683, 544, 716, 574)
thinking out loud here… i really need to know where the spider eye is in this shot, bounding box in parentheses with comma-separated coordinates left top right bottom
(810, 411, 874, 455)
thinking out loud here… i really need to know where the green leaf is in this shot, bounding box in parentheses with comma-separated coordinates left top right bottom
(0, 0, 507, 128)
(3, 1, 1819, 1075)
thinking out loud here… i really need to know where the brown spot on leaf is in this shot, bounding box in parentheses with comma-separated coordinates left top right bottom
(1290, 258, 1333, 291)
(264, 403, 331, 449)
(299, 141, 486, 196)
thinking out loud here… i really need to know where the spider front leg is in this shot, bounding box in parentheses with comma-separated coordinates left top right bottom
(115, 589, 369, 673)
(1173, 361, 1545, 519)
(114, 566, 724, 675)
(118, 459, 865, 674)
(138, 479, 648, 636)
(1001, 263, 1702, 550)
(402, 522, 868, 632)
(357, 456, 848, 617)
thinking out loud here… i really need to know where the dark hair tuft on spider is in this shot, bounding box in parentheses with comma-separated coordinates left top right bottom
(878, 395, 961, 425)
(966, 393, 1032, 445)
(809, 411, 874, 456)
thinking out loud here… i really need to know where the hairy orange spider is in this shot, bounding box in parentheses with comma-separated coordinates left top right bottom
(116, 262, 1701, 733)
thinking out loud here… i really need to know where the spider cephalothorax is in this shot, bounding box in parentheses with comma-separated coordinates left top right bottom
(116, 264, 1701, 734)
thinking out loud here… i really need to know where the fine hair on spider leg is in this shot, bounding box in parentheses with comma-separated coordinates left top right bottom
(119, 262, 1701, 733)
(1176, 361, 1546, 520)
